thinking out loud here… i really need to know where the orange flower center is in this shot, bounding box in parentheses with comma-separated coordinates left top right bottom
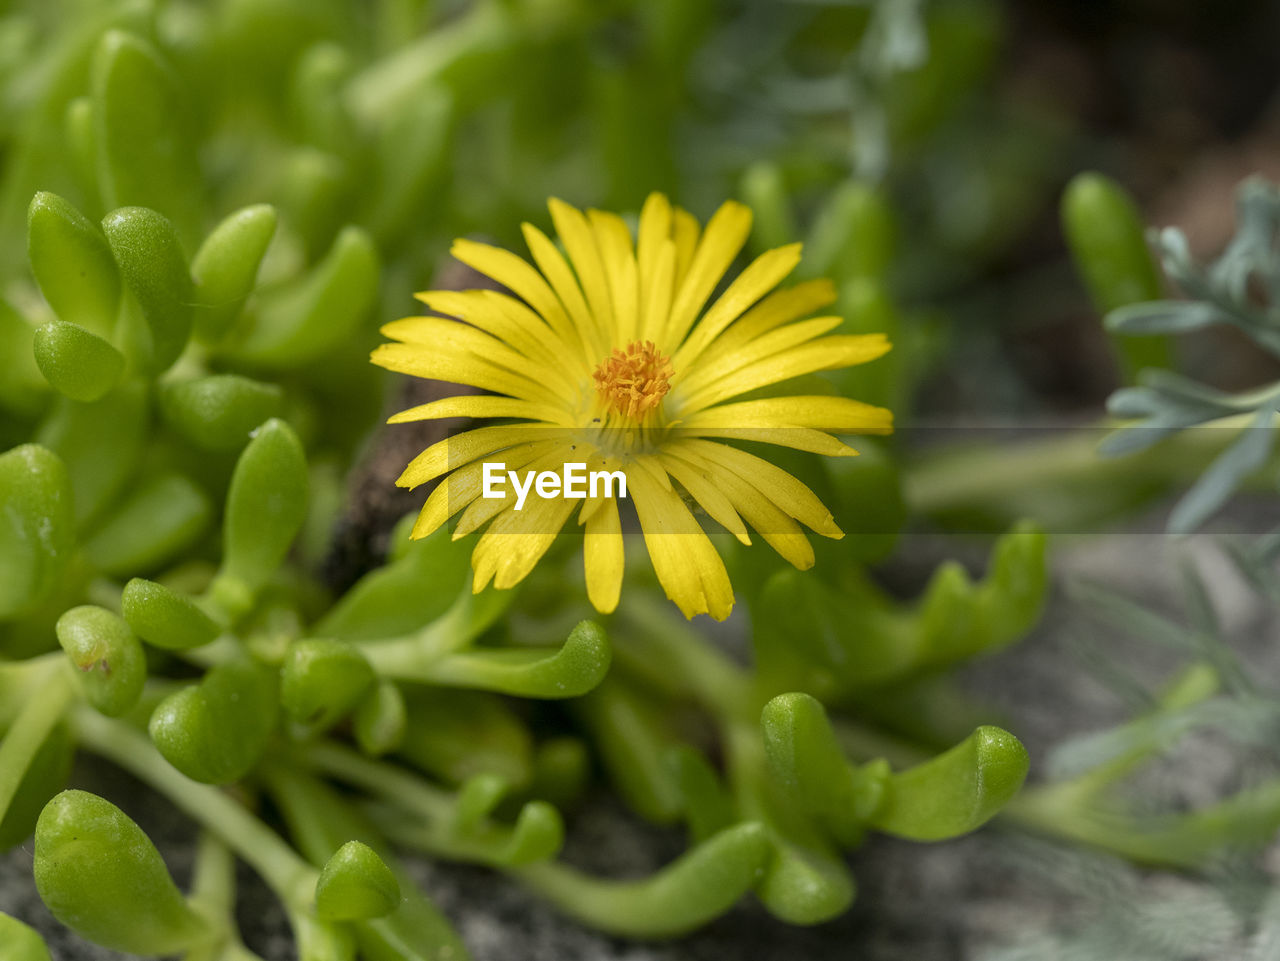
(592, 340, 673, 419)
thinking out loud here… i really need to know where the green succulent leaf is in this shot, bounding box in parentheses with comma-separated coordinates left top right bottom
(150, 659, 278, 784)
(231, 225, 378, 367)
(215, 417, 308, 609)
(81, 472, 212, 575)
(315, 840, 401, 921)
(37, 382, 147, 529)
(191, 204, 278, 342)
(55, 605, 146, 717)
(34, 790, 210, 955)
(27, 191, 120, 338)
(101, 206, 194, 373)
(761, 693, 886, 847)
(871, 725, 1030, 841)
(513, 822, 771, 938)
(666, 745, 736, 844)
(1062, 172, 1169, 376)
(405, 620, 611, 698)
(0, 911, 53, 961)
(281, 639, 375, 731)
(0, 443, 74, 619)
(91, 31, 203, 243)
(31, 320, 125, 402)
(316, 524, 470, 641)
(121, 578, 221, 651)
(353, 681, 407, 757)
(754, 837, 856, 926)
(159, 374, 285, 451)
(801, 179, 896, 282)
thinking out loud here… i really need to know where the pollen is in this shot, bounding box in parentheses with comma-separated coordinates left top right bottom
(592, 340, 673, 419)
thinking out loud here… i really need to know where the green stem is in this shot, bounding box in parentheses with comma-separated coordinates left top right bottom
(299, 741, 453, 822)
(0, 663, 73, 823)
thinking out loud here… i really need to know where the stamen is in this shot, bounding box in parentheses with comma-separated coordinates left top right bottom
(592, 340, 673, 419)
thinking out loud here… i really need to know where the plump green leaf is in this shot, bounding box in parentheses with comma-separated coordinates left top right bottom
(191, 204, 277, 342)
(215, 418, 308, 609)
(102, 206, 193, 373)
(81, 472, 212, 575)
(34, 790, 209, 955)
(403, 620, 610, 698)
(0, 911, 54, 961)
(32, 320, 125, 402)
(55, 605, 145, 717)
(761, 693, 886, 847)
(121, 578, 220, 651)
(91, 31, 203, 243)
(0, 444, 74, 619)
(316, 523, 470, 640)
(871, 725, 1029, 840)
(1062, 172, 1170, 376)
(754, 837, 856, 926)
(281, 639, 375, 731)
(354, 681, 406, 756)
(231, 225, 378, 367)
(513, 822, 771, 938)
(739, 161, 796, 253)
(37, 382, 147, 529)
(27, 192, 120, 338)
(315, 841, 401, 921)
(159, 374, 285, 451)
(150, 660, 278, 784)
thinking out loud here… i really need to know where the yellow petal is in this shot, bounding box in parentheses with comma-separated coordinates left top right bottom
(370, 342, 563, 407)
(672, 242, 803, 374)
(662, 200, 753, 347)
(657, 452, 751, 545)
(626, 464, 734, 621)
(673, 438, 842, 538)
(409, 440, 559, 540)
(450, 238, 579, 348)
(414, 289, 578, 374)
(388, 396, 567, 425)
(397, 425, 567, 489)
(522, 222, 605, 360)
(681, 426, 858, 457)
(682, 396, 894, 434)
(583, 495, 624, 614)
(679, 334, 892, 413)
(549, 198, 616, 337)
(638, 239, 676, 346)
(693, 461, 816, 570)
(671, 206, 701, 289)
(637, 193, 673, 309)
(589, 208, 639, 345)
(471, 492, 577, 591)
(703, 278, 838, 363)
(675, 316, 844, 398)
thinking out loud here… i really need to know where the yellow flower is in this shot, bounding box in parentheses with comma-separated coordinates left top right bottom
(371, 194, 892, 620)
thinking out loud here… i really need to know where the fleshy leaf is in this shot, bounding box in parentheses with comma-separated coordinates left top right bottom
(871, 725, 1029, 841)
(191, 204, 278, 342)
(315, 841, 401, 921)
(149, 660, 278, 783)
(34, 790, 210, 955)
(55, 605, 145, 717)
(121, 578, 221, 651)
(0, 444, 73, 619)
(27, 192, 120, 338)
(31, 320, 125, 402)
